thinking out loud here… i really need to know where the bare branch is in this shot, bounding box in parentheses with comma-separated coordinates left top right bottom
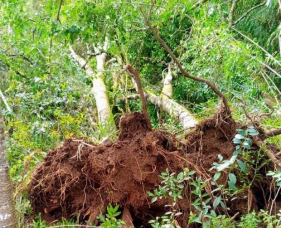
(126, 64, 152, 130)
(140, 8, 232, 116)
(264, 128, 281, 139)
(191, 0, 209, 10)
(148, 0, 156, 21)
(56, 0, 63, 23)
(232, 1, 266, 26)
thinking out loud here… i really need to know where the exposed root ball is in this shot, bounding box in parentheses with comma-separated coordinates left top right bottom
(29, 112, 263, 227)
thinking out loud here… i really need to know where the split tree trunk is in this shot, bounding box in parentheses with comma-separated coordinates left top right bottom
(70, 42, 116, 134)
(128, 63, 197, 130)
(146, 63, 197, 129)
(0, 107, 16, 228)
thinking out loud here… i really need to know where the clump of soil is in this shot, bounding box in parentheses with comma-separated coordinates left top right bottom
(28, 111, 263, 227)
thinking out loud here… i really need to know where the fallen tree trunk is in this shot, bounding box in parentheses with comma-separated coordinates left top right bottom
(144, 90, 197, 129)
(122, 63, 198, 130)
(69, 42, 116, 133)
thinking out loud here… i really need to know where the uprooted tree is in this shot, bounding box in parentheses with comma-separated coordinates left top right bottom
(1, 0, 281, 227)
(29, 3, 281, 228)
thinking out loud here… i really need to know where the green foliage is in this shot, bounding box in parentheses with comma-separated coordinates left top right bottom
(188, 177, 215, 224)
(31, 214, 47, 228)
(148, 168, 195, 227)
(205, 215, 235, 228)
(98, 205, 125, 228)
(238, 211, 262, 228)
(212, 126, 259, 175)
(234, 1, 280, 53)
(31, 215, 80, 228)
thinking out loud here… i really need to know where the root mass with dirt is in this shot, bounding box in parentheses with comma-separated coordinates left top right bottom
(29, 111, 271, 227)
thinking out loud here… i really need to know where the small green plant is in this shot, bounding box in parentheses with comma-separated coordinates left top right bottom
(188, 177, 214, 225)
(211, 126, 259, 192)
(148, 168, 195, 228)
(259, 209, 281, 228)
(31, 214, 47, 228)
(213, 126, 259, 172)
(188, 176, 229, 226)
(207, 215, 235, 228)
(237, 211, 262, 228)
(98, 205, 125, 228)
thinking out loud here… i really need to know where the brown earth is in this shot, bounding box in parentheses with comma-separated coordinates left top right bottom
(28, 111, 269, 227)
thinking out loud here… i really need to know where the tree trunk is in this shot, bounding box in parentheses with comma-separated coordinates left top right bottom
(0, 107, 16, 228)
(131, 64, 198, 130)
(144, 90, 198, 130)
(69, 43, 116, 134)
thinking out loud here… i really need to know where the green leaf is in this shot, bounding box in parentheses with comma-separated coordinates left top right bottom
(151, 197, 157, 203)
(236, 129, 246, 136)
(213, 196, 221, 208)
(213, 172, 221, 181)
(228, 181, 237, 191)
(228, 173, 237, 184)
(237, 160, 247, 174)
(220, 201, 227, 210)
(177, 172, 183, 181)
(147, 191, 153, 196)
(178, 184, 184, 189)
(233, 138, 241, 144)
(235, 134, 244, 139)
(242, 141, 251, 150)
(248, 126, 259, 136)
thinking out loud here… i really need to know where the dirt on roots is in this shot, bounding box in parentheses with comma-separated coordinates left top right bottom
(28, 111, 268, 227)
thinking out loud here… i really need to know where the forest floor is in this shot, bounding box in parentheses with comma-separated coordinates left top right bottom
(28, 111, 271, 227)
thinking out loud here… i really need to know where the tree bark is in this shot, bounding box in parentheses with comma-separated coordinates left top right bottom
(69, 44, 116, 133)
(144, 90, 198, 130)
(0, 107, 16, 228)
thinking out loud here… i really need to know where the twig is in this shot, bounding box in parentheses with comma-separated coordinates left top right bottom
(147, 0, 156, 21)
(191, 0, 209, 10)
(140, 8, 232, 116)
(269, 185, 281, 215)
(0, 89, 11, 112)
(56, 0, 63, 23)
(230, 212, 239, 221)
(232, 1, 267, 26)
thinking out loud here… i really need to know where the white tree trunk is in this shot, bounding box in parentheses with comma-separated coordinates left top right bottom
(145, 90, 197, 130)
(70, 44, 116, 133)
(0, 108, 16, 228)
(153, 63, 197, 129)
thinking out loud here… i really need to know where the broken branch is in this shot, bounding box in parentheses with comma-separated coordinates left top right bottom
(264, 128, 281, 139)
(232, 1, 266, 26)
(140, 8, 232, 116)
(122, 64, 152, 130)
